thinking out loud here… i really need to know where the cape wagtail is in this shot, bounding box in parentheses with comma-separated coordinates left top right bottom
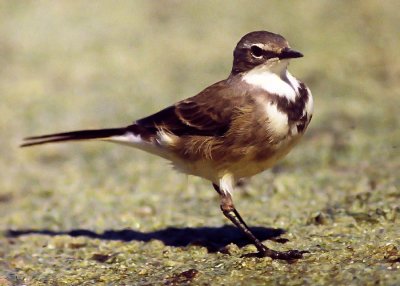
(22, 31, 313, 260)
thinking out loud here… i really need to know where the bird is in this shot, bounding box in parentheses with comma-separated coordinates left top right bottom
(21, 31, 313, 260)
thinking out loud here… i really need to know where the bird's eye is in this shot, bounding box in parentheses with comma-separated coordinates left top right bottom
(250, 45, 263, 58)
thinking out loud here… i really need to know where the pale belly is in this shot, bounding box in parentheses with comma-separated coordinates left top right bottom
(223, 134, 302, 179)
(173, 134, 303, 184)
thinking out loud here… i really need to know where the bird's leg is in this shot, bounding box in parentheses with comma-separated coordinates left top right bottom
(213, 183, 305, 260)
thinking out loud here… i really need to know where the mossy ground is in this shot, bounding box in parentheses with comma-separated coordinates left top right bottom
(1, 1, 399, 285)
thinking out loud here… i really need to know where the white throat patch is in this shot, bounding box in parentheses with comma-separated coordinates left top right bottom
(242, 64, 300, 101)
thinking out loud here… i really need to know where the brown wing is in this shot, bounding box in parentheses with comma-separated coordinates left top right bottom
(136, 80, 244, 137)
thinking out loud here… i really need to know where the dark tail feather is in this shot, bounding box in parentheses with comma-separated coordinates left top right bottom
(21, 127, 128, 147)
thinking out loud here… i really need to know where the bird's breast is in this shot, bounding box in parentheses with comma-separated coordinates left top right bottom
(163, 74, 313, 182)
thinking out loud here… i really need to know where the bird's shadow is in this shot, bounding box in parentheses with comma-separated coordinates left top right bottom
(6, 225, 288, 252)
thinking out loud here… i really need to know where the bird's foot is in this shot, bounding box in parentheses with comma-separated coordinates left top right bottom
(244, 247, 308, 260)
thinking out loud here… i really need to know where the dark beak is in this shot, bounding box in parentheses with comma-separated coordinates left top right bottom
(279, 47, 303, 59)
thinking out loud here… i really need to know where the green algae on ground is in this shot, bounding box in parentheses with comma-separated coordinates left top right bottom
(1, 1, 400, 285)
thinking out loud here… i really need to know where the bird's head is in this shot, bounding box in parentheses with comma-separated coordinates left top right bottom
(231, 31, 303, 76)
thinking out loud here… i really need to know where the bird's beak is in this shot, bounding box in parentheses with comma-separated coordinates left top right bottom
(278, 47, 303, 59)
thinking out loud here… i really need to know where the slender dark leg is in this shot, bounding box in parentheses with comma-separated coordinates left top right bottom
(213, 183, 305, 260)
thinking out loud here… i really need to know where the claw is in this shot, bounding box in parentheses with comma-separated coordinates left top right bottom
(243, 248, 309, 260)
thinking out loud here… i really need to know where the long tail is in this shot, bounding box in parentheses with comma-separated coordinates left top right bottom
(21, 127, 129, 147)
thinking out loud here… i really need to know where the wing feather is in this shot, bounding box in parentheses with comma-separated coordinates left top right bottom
(136, 80, 242, 137)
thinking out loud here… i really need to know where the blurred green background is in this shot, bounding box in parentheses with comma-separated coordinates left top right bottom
(1, 1, 399, 285)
